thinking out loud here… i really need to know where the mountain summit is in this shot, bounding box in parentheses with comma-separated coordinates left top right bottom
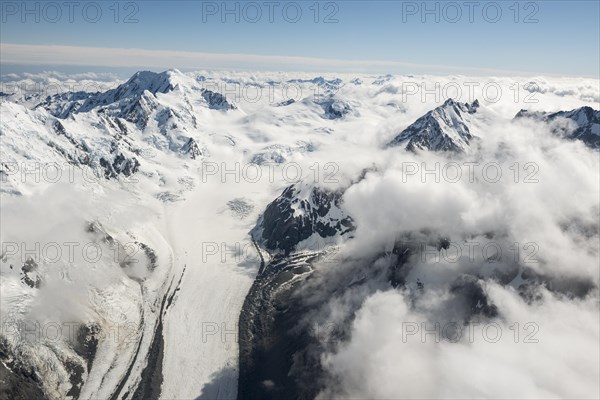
(387, 98, 480, 152)
(515, 106, 599, 149)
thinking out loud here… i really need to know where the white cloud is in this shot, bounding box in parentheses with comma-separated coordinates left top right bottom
(319, 287, 599, 400)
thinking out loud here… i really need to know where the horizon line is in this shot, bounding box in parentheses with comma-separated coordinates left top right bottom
(1, 43, 597, 79)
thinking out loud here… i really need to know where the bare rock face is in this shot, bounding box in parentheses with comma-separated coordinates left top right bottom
(181, 137, 202, 159)
(253, 183, 354, 255)
(201, 89, 237, 110)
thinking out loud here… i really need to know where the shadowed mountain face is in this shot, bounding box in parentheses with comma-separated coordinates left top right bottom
(237, 252, 325, 400)
(237, 231, 512, 400)
(239, 183, 356, 399)
(515, 106, 600, 149)
(252, 183, 354, 255)
(387, 99, 480, 153)
(201, 89, 237, 110)
(239, 183, 597, 399)
(0, 337, 47, 400)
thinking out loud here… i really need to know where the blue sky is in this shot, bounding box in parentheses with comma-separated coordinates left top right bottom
(1, 1, 599, 76)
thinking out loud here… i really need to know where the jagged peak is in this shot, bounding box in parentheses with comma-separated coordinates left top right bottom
(514, 105, 599, 149)
(516, 105, 598, 120)
(515, 106, 599, 127)
(253, 181, 354, 254)
(442, 98, 457, 106)
(387, 98, 480, 153)
(441, 98, 479, 113)
(201, 89, 237, 110)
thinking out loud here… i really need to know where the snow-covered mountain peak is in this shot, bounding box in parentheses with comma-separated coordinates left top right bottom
(515, 106, 600, 149)
(124, 69, 208, 97)
(441, 97, 479, 112)
(0, 69, 241, 195)
(115, 70, 181, 97)
(387, 98, 480, 153)
(252, 182, 354, 254)
(78, 69, 198, 111)
(33, 69, 235, 120)
(119, 69, 236, 111)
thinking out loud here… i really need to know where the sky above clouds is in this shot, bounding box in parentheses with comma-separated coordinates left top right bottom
(1, 0, 599, 76)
